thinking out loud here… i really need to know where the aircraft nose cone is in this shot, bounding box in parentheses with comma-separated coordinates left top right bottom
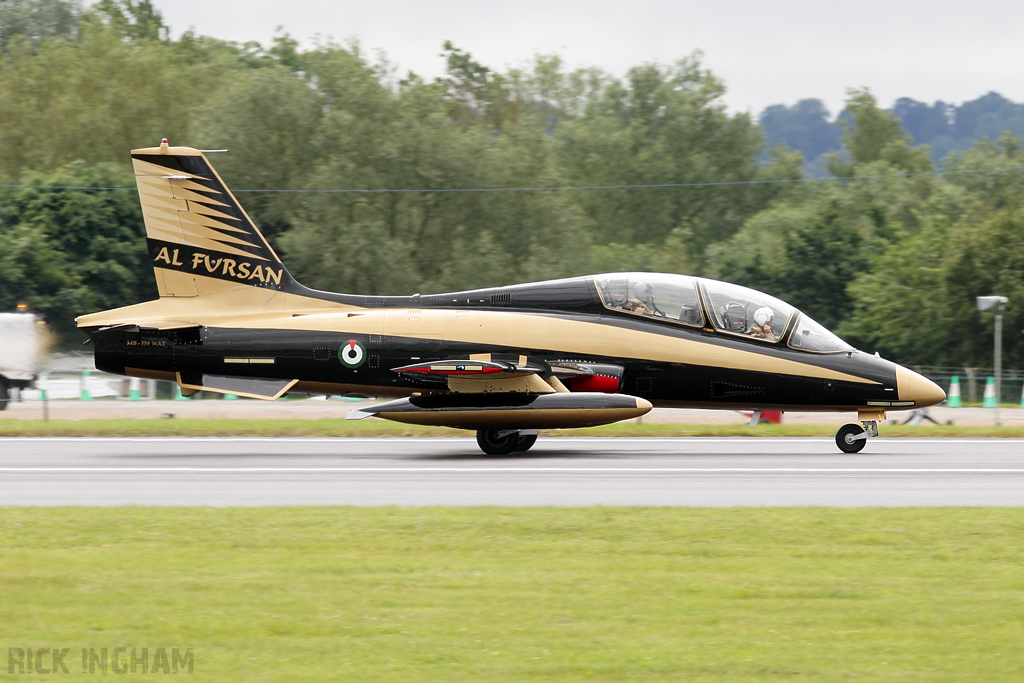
(896, 366, 946, 407)
(634, 397, 653, 416)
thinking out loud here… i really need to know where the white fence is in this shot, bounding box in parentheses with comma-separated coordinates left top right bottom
(14, 370, 149, 401)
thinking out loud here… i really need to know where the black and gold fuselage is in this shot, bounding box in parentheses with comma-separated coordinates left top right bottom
(78, 142, 943, 452)
(88, 274, 932, 413)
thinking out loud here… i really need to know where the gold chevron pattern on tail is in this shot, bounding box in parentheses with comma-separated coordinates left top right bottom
(131, 141, 287, 298)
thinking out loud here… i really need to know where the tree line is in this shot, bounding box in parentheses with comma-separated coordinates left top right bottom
(761, 91, 1024, 171)
(0, 0, 1021, 376)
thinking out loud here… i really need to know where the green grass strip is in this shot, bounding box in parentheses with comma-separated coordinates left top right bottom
(2, 418, 1024, 438)
(1, 507, 1023, 681)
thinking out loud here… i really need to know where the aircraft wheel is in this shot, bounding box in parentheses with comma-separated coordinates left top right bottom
(836, 423, 866, 453)
(476, 429, 519, 455)
(513, 433, 538, 452)
(0, 378, 9, 411)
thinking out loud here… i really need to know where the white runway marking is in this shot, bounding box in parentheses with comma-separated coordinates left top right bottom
(2, 467, 1022, 473)
(3, 437, 1023, 505)
(3, 436, 1024, 444)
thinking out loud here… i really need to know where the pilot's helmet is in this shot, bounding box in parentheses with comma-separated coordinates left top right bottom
(753, 306, 774, 327)
(633, 280, 655, 304)
(603, 278, 628, 306)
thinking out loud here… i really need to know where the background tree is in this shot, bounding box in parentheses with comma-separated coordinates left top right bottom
(87, 0, 165, 41)
(555, 55, 802, 267)
(0, 18, 244, 178)
(0, 0, 78, 52)
(0, 162, 155, 344)
(760, 99, 841, 166)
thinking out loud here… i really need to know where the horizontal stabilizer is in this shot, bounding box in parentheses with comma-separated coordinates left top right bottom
(177, 372, 298, 400)
(347, 392, 651, 430)
(92, 322, 203, 334)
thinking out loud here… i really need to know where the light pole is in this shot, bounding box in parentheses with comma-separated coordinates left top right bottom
(977, 296, 1009, 426)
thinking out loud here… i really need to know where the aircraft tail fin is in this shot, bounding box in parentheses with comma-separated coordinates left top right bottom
(132, 140, 299, 299)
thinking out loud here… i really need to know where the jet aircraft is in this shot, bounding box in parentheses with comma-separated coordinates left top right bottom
(78, 141, 945, 454)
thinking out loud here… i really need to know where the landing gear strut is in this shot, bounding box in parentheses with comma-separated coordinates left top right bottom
(836, 423, 867, 453)
(835, 411, 883, 453)
(476, 429, 538, 455)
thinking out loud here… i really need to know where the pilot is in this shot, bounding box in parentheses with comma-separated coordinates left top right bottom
(748, 306, 776, 340)
(623, 280, 654, 315)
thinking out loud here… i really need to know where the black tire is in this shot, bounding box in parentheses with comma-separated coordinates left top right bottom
(0, 378, 9, 411)
(476, 430, 519, 455)
(836, 423, 866, 453)
(513, 433, 538, 452)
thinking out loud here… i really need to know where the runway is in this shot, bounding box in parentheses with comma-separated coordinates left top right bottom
(1, 437, 1023, 506)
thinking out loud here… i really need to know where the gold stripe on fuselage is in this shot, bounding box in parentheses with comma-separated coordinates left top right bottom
(225, 308, 880, 385)
(80, 267, 877, 386)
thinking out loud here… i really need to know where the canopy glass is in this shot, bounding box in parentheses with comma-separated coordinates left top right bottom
(593, 273, 852, 352)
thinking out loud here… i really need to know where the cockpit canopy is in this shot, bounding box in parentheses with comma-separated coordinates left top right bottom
(593, 272, 851, 353)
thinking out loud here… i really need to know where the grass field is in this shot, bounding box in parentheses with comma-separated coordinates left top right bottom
(2, 507, 1023, 681)
(2, 417, 1024, 438)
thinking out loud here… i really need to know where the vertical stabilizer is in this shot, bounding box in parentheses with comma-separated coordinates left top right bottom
(132, 139, 298, 299)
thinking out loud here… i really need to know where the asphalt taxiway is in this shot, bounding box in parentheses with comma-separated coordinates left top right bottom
(1, 437, 1023, 506)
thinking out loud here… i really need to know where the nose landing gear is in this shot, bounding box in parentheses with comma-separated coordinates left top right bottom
(476, 429, 539, 455)
(835, 410, 885, 453)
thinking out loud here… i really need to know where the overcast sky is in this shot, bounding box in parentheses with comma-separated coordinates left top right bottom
(152, 0, 1024, 118)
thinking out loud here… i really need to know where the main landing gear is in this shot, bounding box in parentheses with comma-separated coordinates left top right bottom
(476, 429, 539, 455)
(835, 410, 884, 453)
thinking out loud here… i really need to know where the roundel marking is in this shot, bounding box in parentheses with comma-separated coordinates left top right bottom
(339, 339, 366, 368)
